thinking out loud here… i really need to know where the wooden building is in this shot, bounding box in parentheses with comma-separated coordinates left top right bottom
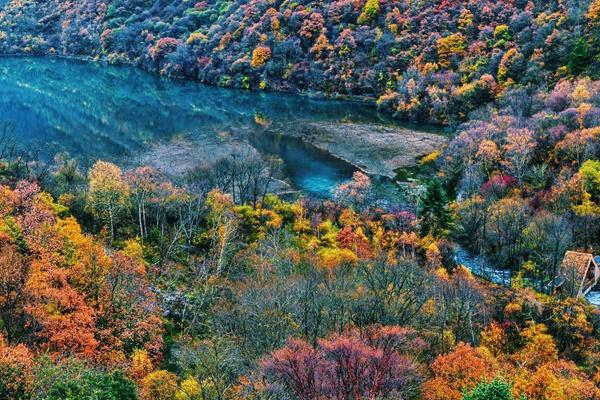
(554, 251, 600, 297)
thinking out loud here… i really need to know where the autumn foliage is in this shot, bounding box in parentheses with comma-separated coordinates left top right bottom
(0, 0, 599, 394)
(0, 181, 162, 397)
(250, 46, 271, 68)
(261, 326, 424, 399)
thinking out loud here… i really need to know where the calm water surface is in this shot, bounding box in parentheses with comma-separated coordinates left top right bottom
(0, 57, 435, 196)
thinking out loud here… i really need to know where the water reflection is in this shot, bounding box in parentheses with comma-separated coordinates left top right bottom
(0, 57, 434, 196)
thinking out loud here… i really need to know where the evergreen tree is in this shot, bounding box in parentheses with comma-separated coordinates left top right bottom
(588, 0, 600, 78)
(568, 37, 590, 75)
(419, 177, 453, 237)
(462, 379, 516, 400)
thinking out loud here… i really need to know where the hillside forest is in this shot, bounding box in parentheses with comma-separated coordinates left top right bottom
(0, 0, 599, 399)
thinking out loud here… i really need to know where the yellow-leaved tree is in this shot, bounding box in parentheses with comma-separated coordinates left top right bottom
(87, 161, 130, 243)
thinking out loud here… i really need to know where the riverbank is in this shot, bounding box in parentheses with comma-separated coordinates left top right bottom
(279, 122, 449, 179)
(133, 135, 295, 195)
(133, 135, 254, 177)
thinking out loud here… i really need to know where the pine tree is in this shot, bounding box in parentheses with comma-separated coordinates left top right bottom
(587, 0, 600, 77)
(568, 37, 590, 75)
(419, 178, 453, 237)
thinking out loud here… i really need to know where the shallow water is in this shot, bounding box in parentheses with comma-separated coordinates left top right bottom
(456, 246, 600, 307)
(587, 291, 600, 306)
(0, 57, 436, 196)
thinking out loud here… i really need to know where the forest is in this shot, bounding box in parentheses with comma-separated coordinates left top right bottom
(0, 0, 600, 399)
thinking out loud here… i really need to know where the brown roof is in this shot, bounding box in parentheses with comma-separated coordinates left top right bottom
(560, 251, 594, 281)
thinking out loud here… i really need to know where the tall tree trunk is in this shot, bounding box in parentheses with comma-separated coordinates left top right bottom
(142, 201, 147, 238)
(138, 202, 144, 240)
(109, 208, 115, 245)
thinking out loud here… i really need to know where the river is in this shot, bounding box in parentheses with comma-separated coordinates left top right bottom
(0, 57, 441, 197)
(455, 246, 600, 307)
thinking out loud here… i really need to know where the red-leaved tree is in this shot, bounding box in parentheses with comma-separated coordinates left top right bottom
(261, 325, 424, 400)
